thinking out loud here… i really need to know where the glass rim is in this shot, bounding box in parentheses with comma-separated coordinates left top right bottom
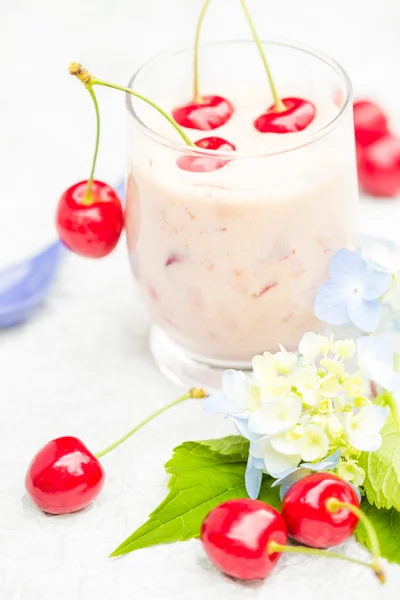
(126, 37, 353, 159)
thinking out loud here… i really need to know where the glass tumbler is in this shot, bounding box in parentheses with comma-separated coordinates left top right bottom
(125, 39, 358, 391)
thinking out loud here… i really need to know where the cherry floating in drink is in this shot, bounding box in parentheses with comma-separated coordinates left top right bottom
(254, 97, 316, 134)
(172, 0, 234, 130)
(177, 136, 236, 172)
(239, 0, 316, 134)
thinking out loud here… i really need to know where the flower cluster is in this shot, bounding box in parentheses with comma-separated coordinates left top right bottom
(315, 240, 400, 334)
(204, 333, 394, 499)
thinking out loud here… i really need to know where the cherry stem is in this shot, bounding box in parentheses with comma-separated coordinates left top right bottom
(268, 541, 384, 583)
(94, 388, 205, 459)
(239, 0, 285, 112)
(194, 0, 212, 103)
(83, 85, 101, 204)
(326, 498, 385, 584)
(68, 63, 194, 147)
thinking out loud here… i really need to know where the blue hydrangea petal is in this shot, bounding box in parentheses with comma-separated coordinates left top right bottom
(278, 468, 312, 501)
(357, 335, 394, 367)
(301, 449, 341, 471)
(245, 456, 263, 500)
(314, 281, 349, 326)
(203, 392, 234, 414)
(271, 467, 300, 488)
(329, 249, 366, 282)
(230, 417, 261, 442)
(347, 296, 382, 332)
(363, 269, 392, 300)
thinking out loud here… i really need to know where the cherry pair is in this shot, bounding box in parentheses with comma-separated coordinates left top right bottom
(25, 390, 204, 515)
(354, 100, 400, 198)
(201, 472, 384, 583)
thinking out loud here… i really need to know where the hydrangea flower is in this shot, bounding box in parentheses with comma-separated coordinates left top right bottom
(314, 248, 392, 332)
(204, 333, 391, 499)
(357, 335, 400, 392)
(362, 237, 400, 274)
(344, 404, 390, 451)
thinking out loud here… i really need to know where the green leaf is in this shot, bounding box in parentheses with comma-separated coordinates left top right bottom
(111, 436, 280, 556)
(356, 499, 400, 564)
(359, 417, 400, 511)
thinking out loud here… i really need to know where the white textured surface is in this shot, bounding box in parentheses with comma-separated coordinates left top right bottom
(1, 1, 400, 598)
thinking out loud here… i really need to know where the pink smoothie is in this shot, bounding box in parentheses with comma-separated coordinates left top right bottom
(126, 87, 358, 362)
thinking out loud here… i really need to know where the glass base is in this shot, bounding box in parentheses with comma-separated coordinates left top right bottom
(150, 326, 253, 393)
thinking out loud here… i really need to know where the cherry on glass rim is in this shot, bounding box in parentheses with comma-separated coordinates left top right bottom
(25, 436, 105, 515)
(177, 136, 236, 172)
(353, 100, 389, 147)
(201, 498, 288, 580)
(56, 180, 124, 258)
(357, 133, 400, 198)
(254, 97, 316, 134)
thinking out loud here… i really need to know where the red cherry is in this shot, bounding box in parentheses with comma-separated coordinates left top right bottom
(172, 95, 234, 131)
(254, 97, 316, 134)
(353, 100, 389, 148)
(201, 498, 287, 580)
(177, 136, 236, 173)
(25, 436, 105, 514)
(357, 133, 400, 198)
(56, 180, 124, 258)
(281, 473, 359, 548)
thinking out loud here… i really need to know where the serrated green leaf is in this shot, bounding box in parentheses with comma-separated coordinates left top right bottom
(197, 435, 250, 459)
(356, 499, 400, 564)
(359, 417, 400, 511)
(111, 436, 279, 557)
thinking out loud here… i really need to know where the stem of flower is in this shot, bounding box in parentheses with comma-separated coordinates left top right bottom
(68, 63, 194, 147)
(194, 0, 212, 103)
(94, 388, 205, 459)
(83, 85, 101, 204)
(239, 0, 285, 112)
(267, 541, 384, 583)
(326, 498, 385, 583)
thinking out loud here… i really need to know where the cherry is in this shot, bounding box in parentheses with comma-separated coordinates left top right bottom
(177, 136, 236, 172)
(172, 96, 234, 131)
(254, 97, 316, 134)
(357, 133, 400, 198)
(201, 495, 384, 583)
(353, 100, 389, 147)
(172, 1, 234, 131)
(281, 472, 384, 582)
(25, 436, 105, 515)
(238, 1, 316, 134)
(25, 389, 205, 515)
(201, 498, 288, 580)
(56, 180, 124, 258)
(281, 473, 359, 548)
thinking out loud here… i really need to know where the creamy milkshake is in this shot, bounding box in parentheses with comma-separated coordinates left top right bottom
(125, 40, 358, 384)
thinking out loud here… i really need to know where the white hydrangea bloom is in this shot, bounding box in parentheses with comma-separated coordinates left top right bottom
(204, 333, 392, 500)
(247, 396, 302, 436)
(297, 424, 330, 462)
(251, 436, 301, 479)
(344, 404, 390, 451)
